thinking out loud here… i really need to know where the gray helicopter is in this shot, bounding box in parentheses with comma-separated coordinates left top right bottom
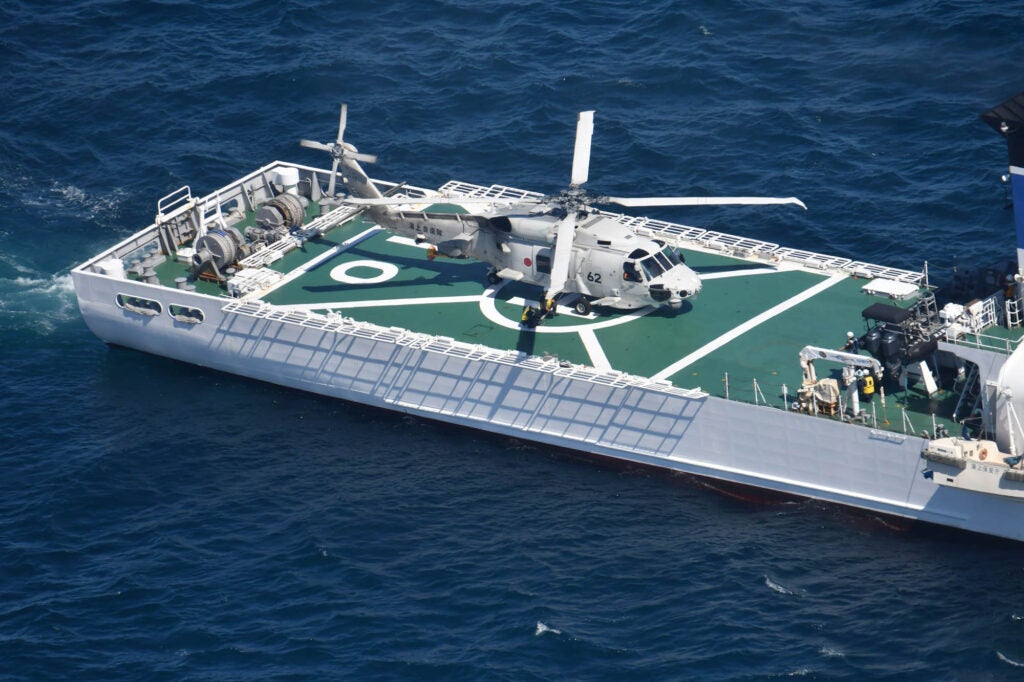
(301, 107, 805, 321)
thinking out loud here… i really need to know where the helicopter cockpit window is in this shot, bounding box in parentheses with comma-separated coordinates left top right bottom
(639, 255, 667, 280)
(623, 261, 642, 282)
(650, 241, 682, 266)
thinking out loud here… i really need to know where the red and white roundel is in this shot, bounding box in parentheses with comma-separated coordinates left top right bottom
(523, 257, 532, 267)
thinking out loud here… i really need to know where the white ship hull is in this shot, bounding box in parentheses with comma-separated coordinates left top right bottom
(72, 266, 1024, 543)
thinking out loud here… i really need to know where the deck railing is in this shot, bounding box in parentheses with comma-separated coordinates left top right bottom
(437, 180, 925, 284)
(221, 300, 708, 401)
(945, 329, 1024, 355)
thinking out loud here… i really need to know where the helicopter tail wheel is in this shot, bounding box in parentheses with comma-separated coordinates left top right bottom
(573, 297, 592, 316)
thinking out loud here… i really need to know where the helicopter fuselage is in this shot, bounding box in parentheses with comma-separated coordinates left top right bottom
(369, 202, 703, 311)
(310, 105, 801, 317)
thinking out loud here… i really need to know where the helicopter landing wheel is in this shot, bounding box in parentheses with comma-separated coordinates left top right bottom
(486, 270, 502, 285)
(573, 298, 592, 316)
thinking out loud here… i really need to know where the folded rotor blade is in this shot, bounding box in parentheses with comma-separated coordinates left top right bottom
(545, 211, 577, 300)
(337, 104, 348, 144)
(349, 150, 378, 164)
(327, 157, 340, 197)
(570, 111, 595, 187)
(299, 139, 332, 152)
(343, 195, 533, 206)
(605, 196, 808, 210)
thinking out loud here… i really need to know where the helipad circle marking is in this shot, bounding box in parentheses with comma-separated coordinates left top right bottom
(330, 260, 399, 284)
(478, 284, 654, 333)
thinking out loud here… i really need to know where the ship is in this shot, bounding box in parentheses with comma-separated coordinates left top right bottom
(72, 92, 1024, 543)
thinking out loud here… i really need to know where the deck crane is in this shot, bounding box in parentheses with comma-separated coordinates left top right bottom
(797, 346, 883, 417)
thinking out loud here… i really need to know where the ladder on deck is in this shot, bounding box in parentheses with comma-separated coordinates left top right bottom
(1007, 296, 1023, 329)
(973, 296, 1000, 331)
(952, 363, 980, 424)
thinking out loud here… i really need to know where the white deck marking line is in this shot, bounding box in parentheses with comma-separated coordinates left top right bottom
(504, 294, 595, 318)
(301, 226, 384, 272)
(387, 235, 432, 250)
(652, 274, 847, 381)
(478, 285, 655, 333)
(278, 295, 483, 312)
(579, 328, 611, 370)
(252, 226, 383, 300)
(699, 267, 781, 280)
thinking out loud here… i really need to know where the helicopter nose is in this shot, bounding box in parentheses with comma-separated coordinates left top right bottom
(673, 268, 703, 300)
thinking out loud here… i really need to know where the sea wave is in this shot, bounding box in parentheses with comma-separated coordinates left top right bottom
(998, 651, 1024, 668)
(534, 621, 561, 636)
(0, 272, 77, 334)
(764, 575, 802, 597)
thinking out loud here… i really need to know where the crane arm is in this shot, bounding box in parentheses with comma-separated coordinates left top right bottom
(799, 346, 882, 385)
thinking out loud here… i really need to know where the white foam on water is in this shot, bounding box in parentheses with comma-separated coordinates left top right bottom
(52, 182, 87, 204)
(13, 274, 75, 294)
(48, 181, 126, 221)
(0, 252, 36, 275)
(764, 575, 800, 596)
(998, 651, 1024, 667)
(819, 646, 845, 658)
(0, 272, 78, 332)
(534, 621, 561, 637)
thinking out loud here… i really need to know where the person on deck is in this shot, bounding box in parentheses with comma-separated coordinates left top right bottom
(843, 331, 860, 354)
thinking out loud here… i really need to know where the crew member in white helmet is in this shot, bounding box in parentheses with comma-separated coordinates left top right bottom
(843, 330, 859, 354)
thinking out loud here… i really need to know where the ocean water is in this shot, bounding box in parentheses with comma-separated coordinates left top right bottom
(3, 0, 1024, 678)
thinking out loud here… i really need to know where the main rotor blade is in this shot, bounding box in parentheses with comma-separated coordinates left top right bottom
(299, 139, 332, 152)
(570, 111, 595, 187)
(343, 195, 536, 206)
(545, 211, 577, 301)
(349, 150, 378, 164)
(605, 195, 808, 210)
(337, 103, 348, 144)
(327, 157, 340, 197)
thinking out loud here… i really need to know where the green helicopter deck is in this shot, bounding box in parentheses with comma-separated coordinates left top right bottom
(142, 179, 1024, 440)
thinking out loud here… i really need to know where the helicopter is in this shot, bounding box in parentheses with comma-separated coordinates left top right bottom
(300, 106, 806, 322)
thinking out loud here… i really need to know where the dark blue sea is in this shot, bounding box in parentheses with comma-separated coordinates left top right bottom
(4, 1, 1024, 679)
